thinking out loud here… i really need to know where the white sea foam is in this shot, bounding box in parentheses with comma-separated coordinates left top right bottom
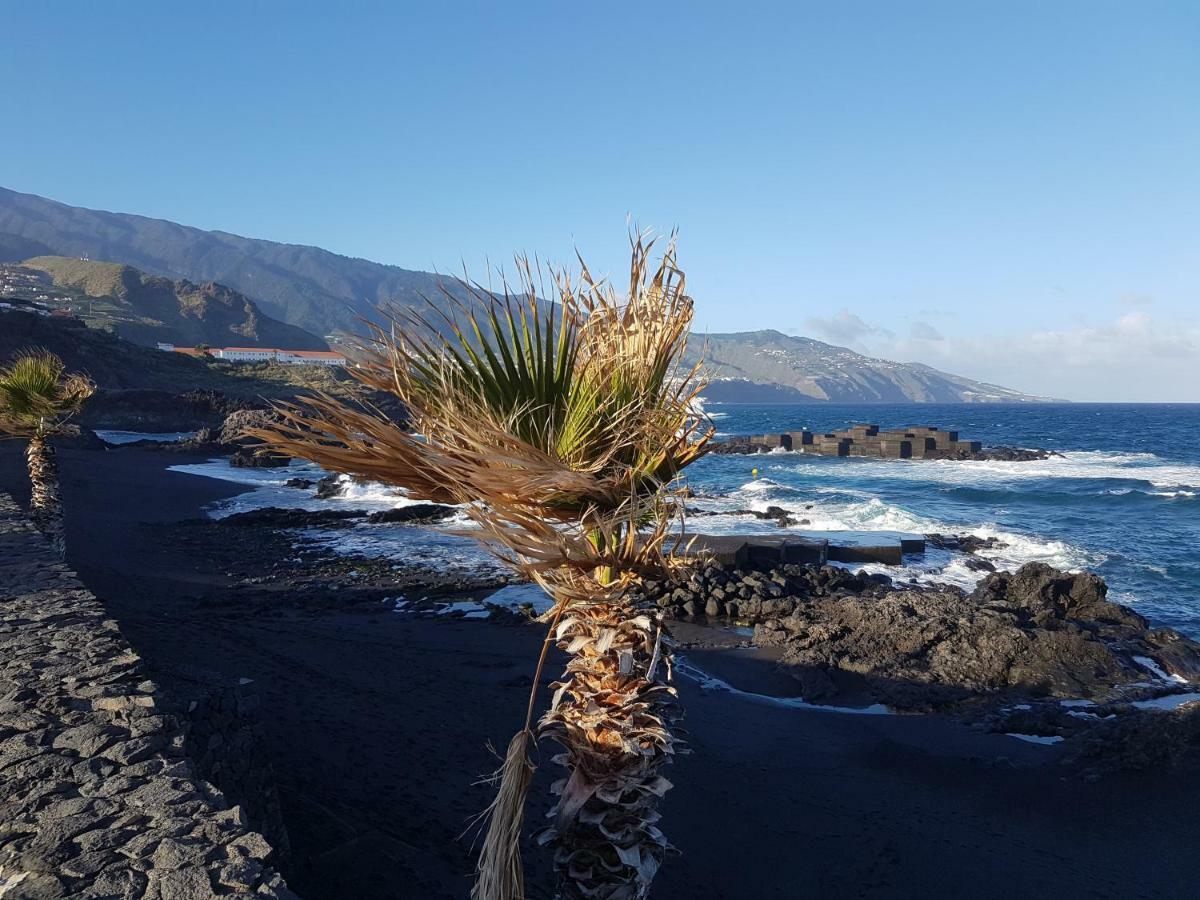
(167, 460, 432, 518)
(767, 450, 1200, 491)
(675, 658, 891, 716)
(687, 476, 1096, 590)
(295, 523, 505, 576)
(1130, 693, 1200, 712)
(97, 430, 197, 444)
(1005, 733, 1064, 745)
(1132, 656, 1190, 685)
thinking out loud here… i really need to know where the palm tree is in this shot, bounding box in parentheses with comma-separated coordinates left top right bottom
(251, 233, 712, 899)
(0, 351, 95, 557)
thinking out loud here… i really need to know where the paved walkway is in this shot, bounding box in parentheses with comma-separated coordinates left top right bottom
(0, 494, 294, 899)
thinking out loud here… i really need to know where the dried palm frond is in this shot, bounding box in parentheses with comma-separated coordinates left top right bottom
(0, 350, 95, 440)
(250, 232, 712, 899)
(0, 350, 96, 557)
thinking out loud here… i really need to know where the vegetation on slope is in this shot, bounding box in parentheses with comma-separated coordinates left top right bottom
(0, 308, 349, 399)
(18, 256, 328, 351)
(1, 186, 462, 337)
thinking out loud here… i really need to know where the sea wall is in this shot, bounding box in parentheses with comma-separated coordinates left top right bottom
(0, 493, 296, 899)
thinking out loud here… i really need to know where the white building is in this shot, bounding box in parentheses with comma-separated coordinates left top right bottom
(211, 347, 348, 367)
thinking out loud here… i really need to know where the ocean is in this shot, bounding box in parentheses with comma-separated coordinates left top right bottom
(168, 402, 1200, 638)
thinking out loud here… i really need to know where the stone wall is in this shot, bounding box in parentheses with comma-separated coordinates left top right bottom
(0, 494, 296, 899)
(185, 681, 291, 867)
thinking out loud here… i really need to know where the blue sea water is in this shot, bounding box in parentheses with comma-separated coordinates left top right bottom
(170, 402, 1200, 639)
(690, 403, 1200, 637)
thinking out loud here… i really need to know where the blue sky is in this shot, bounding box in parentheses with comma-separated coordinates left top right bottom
(2, 1, 1197, 400)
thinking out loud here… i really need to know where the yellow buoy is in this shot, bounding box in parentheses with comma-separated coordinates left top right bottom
(751, 467, 759, 477)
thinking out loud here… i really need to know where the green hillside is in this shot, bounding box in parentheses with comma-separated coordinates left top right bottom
(18, 256, 328, 351)
(0, 307, 348, 398)
(0, 187, 465, 337)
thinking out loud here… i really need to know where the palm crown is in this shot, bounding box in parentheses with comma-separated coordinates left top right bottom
(254, 234, 711, 599)
(0, 351, 95, 439)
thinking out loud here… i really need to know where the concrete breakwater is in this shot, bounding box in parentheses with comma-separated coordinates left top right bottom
(0, 494, 295, 899)
(754, 424, 982, 458)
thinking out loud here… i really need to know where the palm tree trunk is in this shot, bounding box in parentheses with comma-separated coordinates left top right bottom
(26, 435, 65, 557)
(538, 598, 682, 899)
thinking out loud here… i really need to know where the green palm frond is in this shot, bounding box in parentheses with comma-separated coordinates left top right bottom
(0, 351, 96, 438)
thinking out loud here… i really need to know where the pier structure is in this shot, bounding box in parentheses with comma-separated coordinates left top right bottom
(755, 424, 983, 459)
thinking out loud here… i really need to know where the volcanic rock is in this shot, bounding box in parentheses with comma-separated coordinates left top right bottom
(366, 504, 456, 524)
(752, 563, 1200, 711)
(222, 507, 366, 528)
(229, 448, 291, 468)
(218, 408, 284, 447)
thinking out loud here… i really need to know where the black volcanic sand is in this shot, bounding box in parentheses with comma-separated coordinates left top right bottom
(2, 444, 1199, 899)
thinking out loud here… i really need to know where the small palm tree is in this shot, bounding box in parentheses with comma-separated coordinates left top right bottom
(0, 351, 95, 557)
(252, 233, 712, 899)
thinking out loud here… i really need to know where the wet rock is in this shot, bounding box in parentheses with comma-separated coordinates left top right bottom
(217, 408, 283, 447)
(925, 533, 1007, 555)
(973, 563, 1147, 631)
(314, 474, 344, 499)
(53, 427, 107, 451)
(222, 507, 366, 529)
(228, 448, 290, 468)
(709, 437, 776, 455)
(758, 562, 1200, 711)
(365, 504, 456, 525)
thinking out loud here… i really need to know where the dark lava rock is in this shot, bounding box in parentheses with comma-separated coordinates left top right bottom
(977, 446, 1059, 461)
(285, 478, 316, 489)
(972, 563, 1146, 630)
(925, 533, 1007, 554)
(753, 562, 1200, 712)
(1064, 701, 1200, 775)
(315, 474, 344, 499)
(222, 507, 366, 528)
(55, 427, 107, 451)
(710, 437, 776, 455)
(930, 446, 1059, 461)
(218, 408, 284, 447)
(366, 504, 456, 525)
(229, 448, 291, 468)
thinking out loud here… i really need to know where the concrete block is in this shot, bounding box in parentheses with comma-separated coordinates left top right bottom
(879, 440, 912, 458)
(788, 430, 814, 447)
(827, 542, 903, 566)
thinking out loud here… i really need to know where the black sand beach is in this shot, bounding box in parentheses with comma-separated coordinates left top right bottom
(2, 444, 1197, 899)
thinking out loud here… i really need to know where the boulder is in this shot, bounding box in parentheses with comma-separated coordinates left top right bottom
(755, 562, 1200, 711)
(55, 427, 107, 451)
(229, 448, 290, 468)
(366, 505, 456, 525)
(218, 408, 282, 447)
(222, 508, 366, 528)
(315, 474, 344, 499)
(972, 563, 1147, 630)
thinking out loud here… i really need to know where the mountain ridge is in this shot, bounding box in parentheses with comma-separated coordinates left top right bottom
(1, 186, 1055, 403)
(0, 186, 462, 338)
(691, 329, 1054, 403)
(6, 256, 327, 351)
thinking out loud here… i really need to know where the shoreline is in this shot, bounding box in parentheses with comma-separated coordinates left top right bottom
(3, 444, 1199, 898)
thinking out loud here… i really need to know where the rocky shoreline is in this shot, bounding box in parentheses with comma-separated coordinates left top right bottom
(4, 443, 1200, 897)
(198, 464, 1200, 772)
